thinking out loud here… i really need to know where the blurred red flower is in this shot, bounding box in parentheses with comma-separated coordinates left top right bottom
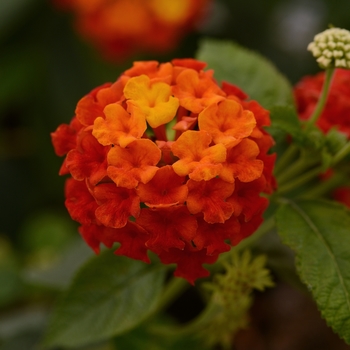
(54, 0, 211, 61)
(294, 69, 350, 137)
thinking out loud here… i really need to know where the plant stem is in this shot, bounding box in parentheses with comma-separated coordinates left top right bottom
(274, 144, 300, 176)
(277, 165, 324, 195)
(332, 141, 350, 164)
(307, 66, 335, 126)
(301, 172, 349, 198)
(233, 215, 276, 252)
(276, 154, 319, 186)
(153, 275, 189, 316)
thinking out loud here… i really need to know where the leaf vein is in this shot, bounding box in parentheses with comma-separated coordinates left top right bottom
(289, 200, 350, 315)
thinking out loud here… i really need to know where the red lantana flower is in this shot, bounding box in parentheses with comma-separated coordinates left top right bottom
(53, 0, 211, 61)
(294, 69, 350, 136)
(294, 69, 350, 207)
(51, 59, 276, 284)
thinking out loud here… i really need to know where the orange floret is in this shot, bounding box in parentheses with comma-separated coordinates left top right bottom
(107, 139, 161, 188)
(171, 130, 226, 181)
(198, 99, 256, 147)
(92, 102, 147, 147)
(124, 75, 179, 128)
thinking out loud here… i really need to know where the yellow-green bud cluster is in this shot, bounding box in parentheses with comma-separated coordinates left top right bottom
(308, 27, 350, 69)
(200, 250, 274, 349)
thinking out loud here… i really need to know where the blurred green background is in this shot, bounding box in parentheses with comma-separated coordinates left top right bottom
(1, 0, 350, 348)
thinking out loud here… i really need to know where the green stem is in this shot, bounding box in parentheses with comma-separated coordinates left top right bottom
(301, 171, 349, 198)
(274, 144, 300, 176)
(215, 215, 276, 267)
(307, 66, 335, 126)
(153, 275, 189, 316)
(332, 141, 350, 165)
(276, 154, 318, 186)
(277, 165, 324, 195)
(232, 215, 276, 252)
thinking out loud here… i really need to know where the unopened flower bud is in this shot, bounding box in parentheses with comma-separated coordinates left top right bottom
(308, 27, 350, 69)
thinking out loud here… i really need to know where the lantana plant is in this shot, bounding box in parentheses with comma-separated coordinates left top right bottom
(46, 27, 350, 349)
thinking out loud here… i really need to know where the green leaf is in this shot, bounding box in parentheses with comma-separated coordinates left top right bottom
(268, 105, 303, 143)
(196, 39, 294, 108)
(24, 239, 94, 289)
(44, 250, 166, 348)
(276, 199, 350, 344)
(113, 317, 211, 350)
(325, 128, 348, 155)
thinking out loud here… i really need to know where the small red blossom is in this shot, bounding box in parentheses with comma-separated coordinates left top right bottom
(53, 0, 211, 61)
(186, 178, 234, 224)
(93, 183, 140, 228)
(294, 69, 350, 207)
(137, 166, 188, 208)
(51, 59, 276, 283)
(158, 243, 219, 285)
(294, 69, 350, 136)
(65, 131, 108, 185)
(333, 187, 350, 208)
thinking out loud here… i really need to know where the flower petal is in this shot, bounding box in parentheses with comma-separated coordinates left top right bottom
(51, 117, 82, 156)
(187, 178, 234, 223)
(64, 178, 98, 225)
(172, 69, 225, 113)
(124, 75, 179, 128)
(107, 139, 161, 188)
(137, 206, 197, 252)
(227, 178, 268, 221)
(158, 243, 219, 284)
(193, 216, 240, 255)
(92, 102, 147, 147)
(198, 99, 256, 147)
(93, 183, 140, 228)
(137, 165, 188, 207)
(171, 130, 226, 181)
(220, 138, 264, 183)
(66, 131, 108, 185)
(112, 222, 150, 263)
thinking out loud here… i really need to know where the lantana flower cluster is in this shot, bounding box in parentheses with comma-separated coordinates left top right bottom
(54, 0, 210, 60)
(294, 68, 350, 206)
(51, 59, 276, 283)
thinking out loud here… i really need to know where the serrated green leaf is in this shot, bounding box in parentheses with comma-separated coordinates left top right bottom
(196, 39, 294, 108)
(44, 250, 166, 349)
(276, 199, 350, 344)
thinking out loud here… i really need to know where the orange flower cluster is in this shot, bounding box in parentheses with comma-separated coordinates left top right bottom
(294, 69, 350, 208)
(54, 0, 210, 60)
(51, 59, 276, 283)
